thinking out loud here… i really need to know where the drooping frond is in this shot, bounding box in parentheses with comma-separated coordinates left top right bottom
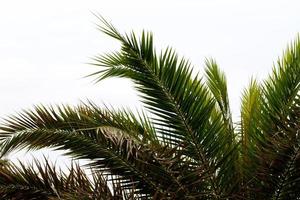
(90, 16, 238, 198)
(0, 104, 194, 198)
(0, 103, 157, 147)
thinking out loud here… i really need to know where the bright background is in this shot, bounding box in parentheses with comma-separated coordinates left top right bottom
(0, 0, 299, 165)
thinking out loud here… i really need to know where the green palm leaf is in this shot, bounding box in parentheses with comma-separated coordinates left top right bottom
(0, 104, 193, 198)
(0, 158, 138, 199)
(205, 58, 233, 134)
(244, 37, 300, 199)
(90, 16, 237, 198)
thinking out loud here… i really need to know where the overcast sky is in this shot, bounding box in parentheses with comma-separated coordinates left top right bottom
(1, 0, 300, 163)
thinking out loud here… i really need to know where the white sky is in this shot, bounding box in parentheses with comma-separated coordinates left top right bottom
(1, 0, 300, 164)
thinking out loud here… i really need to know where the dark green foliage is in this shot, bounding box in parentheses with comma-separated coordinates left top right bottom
(0, 17, 299, 199)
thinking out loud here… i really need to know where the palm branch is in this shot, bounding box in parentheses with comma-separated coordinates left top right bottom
(0, 158, 139, 200)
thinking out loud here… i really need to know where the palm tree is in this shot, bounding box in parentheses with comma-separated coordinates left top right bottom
(0, 16, 299, 199)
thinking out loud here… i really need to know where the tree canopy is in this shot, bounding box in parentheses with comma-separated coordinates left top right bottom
(0, 17, 299, 199)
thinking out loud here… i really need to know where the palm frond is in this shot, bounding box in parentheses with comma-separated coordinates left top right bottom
(247, 36, 300, 199)
(0, 158, 123, 200)
(0, 104, 192, 198)
(261, 36, 300, 133)
(0, 103, 158, 146)
(90, 16, 239, 198)
(235, 79, 263, 196)
(205, 58, 233, 134)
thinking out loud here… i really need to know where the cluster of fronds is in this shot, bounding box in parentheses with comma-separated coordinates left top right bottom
(0, 16, 299, 199)
(0, 159, 137, 199)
